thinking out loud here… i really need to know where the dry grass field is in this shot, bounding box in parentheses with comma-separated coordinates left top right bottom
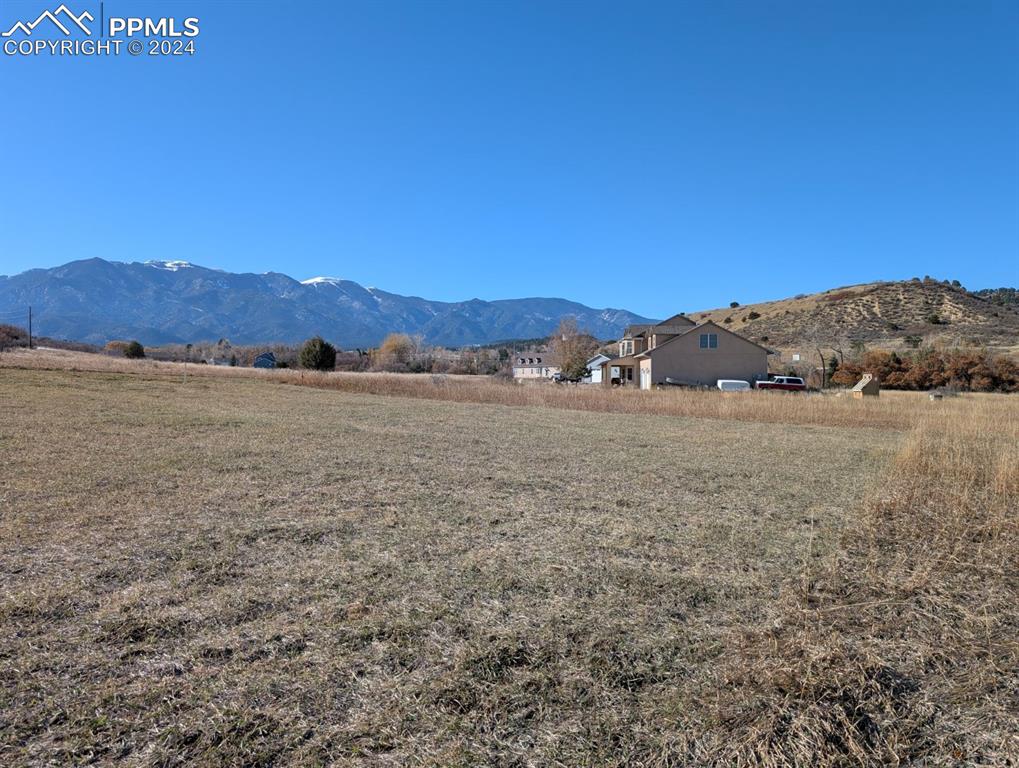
(1, 351, 1016, 766)
(1, 348, 934, 430)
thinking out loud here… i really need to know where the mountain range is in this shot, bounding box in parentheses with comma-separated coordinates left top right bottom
(0, 259, 654, 347)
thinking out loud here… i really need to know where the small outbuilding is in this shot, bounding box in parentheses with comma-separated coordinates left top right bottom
(253, 352, 277, 369)
(851, 373, 880, 398)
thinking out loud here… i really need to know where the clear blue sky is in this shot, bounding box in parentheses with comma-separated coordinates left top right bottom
(1, 0, 1016, 317)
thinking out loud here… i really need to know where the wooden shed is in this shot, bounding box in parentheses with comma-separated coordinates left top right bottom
(851, 373, 880, 398)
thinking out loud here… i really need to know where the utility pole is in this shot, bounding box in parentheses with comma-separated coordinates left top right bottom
(28, 306, 32, 349)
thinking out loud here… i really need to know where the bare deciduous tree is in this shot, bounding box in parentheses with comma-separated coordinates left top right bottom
(803, 323, 837, 388)
(549, 317, 600, 380)
(376, 333, 415, 371)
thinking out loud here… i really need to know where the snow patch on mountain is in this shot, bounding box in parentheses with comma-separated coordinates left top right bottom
(146, 260, 193, 271)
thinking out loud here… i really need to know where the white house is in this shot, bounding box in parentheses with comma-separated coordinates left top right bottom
(510, 352, 560, 381)
(582, 353, 611, 384)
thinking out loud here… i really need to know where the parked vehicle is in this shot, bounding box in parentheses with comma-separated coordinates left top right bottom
(552, 372, 581, 384)
(716, 379, 751, 392)
(755, 375, 807, 392)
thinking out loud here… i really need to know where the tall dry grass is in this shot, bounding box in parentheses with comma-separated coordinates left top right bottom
(1, 350, 1016, 763)
(692, 398, 1019, 765)
(0, 348, 956, 430)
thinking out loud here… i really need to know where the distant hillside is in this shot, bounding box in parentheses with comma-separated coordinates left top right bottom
(0, 259, 655, 347)
(973, 287, 1019, 307)
(688, 280, 1019, 350)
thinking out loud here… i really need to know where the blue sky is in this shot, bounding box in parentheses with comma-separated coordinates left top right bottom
(0, 0, 1016, 317)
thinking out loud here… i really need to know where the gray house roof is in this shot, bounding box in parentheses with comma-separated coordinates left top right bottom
(622, 313, 695, 339)
(634, 320, 773, 357)
(512, 352, 559, 367)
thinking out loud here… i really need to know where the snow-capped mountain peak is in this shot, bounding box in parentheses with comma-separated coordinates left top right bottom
(146, 260, 193, 271)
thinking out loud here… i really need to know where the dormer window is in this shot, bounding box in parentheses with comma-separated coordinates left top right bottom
(620, 340, 633, 356)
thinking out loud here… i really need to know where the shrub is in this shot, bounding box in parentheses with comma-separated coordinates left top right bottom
(729, 301, 740, 308)
(407, 355, 434, 374)
(124, 340, 146, 359)
(723, 316, 733, 324)
(904, 335, 922, 348)
(926, 313, 944, 325)
(823, 289, 855, 301)
(299, 336, 337, 371)
(830, 348, 1019, 392)
(747, 311, 761, 320)
(106, 340, 146, 358)
(334, 350, 372, 372)
(0, 324, 28, 350)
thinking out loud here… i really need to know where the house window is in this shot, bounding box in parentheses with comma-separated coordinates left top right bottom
(620, 340, 633, 356)
(699, 333, 718, 349)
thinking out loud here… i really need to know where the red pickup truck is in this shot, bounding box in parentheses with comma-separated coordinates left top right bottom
(755, 376, 807, 392)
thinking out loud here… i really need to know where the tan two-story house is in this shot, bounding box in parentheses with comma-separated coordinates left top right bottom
(600, 313, 769, 388)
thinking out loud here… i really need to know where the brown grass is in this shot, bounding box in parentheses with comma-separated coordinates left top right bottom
(1, 354, 1016, 765)
(685, 401, 1019, 765)
(2, 347, 934, 430)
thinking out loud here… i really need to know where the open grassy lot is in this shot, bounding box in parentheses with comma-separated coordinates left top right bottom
(0, 347, 936, 430)
(0, 366, 892, 765)
(1, 358, 1016, 765)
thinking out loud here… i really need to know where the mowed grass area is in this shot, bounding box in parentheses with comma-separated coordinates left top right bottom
(0, 368, 899, 766)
